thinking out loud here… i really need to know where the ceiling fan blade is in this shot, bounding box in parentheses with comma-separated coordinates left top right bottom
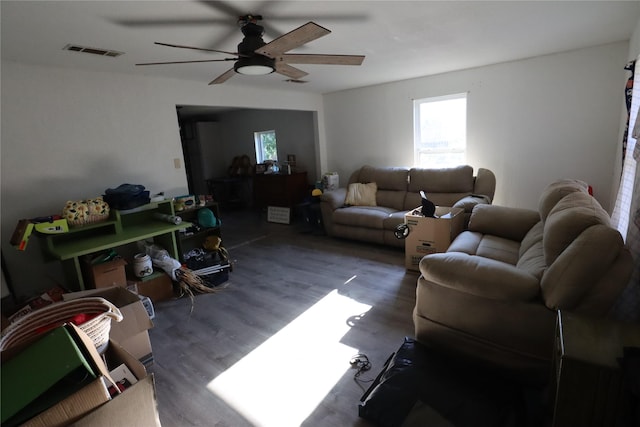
(111, 17, 232, 27)
(154, 42, 241, 57)
(275, 63, 308, 80)
(209, 68, 236, 85)
(136, 58, 236, 66)
(279, 54, 365, 66)
(256, 22, 331, 58)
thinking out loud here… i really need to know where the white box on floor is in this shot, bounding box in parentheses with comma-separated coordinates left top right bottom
(404, 206, 464, 271)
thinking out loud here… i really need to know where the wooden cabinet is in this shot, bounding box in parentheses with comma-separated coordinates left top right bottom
(551, 310, 640, 427)
(253, 172, 308, 208)
(42, 200, 188, 291)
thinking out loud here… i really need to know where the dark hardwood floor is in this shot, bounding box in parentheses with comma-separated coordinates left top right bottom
(148, 207, 419, 427)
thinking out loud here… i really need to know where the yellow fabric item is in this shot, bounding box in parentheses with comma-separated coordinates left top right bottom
(344, 182, 377, 206)
(203, 235, 222, 251)
(311, 189, 323, 197)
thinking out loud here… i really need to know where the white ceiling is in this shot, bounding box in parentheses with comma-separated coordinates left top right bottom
(2, 1, 639, 94)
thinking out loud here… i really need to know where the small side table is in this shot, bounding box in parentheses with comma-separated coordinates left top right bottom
(551, 310, 640, 427)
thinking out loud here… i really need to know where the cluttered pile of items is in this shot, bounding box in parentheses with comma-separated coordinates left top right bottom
(1, 285, 159, 426)
(9, 183, 233, 303)
(2, 183, 237, 425)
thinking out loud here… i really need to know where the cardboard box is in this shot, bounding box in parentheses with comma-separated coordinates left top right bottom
(1, 324, 117, 427)
(127, 271, 174, 303)
(24, 339, 150, 427)
(404, 206, 464, 271)
(63, 287, 154, 366)
(20, 377, 111, 427)
(83, 258, 128, 289)
(73, 342, 159, 427)
(73, 375, 161, 427)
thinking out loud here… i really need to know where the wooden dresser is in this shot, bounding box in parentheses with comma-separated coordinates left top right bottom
(253, 172, 308, 208)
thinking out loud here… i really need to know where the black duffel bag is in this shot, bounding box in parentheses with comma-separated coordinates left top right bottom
(103, 183, 150, 210)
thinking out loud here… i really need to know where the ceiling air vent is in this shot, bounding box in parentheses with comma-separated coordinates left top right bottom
(284, 79, 308, 84)
(63, 44, 124, 58)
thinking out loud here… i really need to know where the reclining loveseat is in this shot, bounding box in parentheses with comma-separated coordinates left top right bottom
(320, 165, 496, 247)
(413, 179, 633, 383)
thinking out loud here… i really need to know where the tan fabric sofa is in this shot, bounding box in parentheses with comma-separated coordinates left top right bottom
(319, 165, 496, 247)
(413, 179, 633, 383)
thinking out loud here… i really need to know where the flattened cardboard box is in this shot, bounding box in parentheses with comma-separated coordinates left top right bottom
(1, 324, 117, 427)
(24, 339, 150, 427)
(63, 287, 154, 365)
(404, 207, 464, 271)
(73, 375, 161, 427)
(20, 377, 111, 427)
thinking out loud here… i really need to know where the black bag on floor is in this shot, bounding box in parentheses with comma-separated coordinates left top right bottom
(358, 337, 427, 427)
(359, 337, 534, 427)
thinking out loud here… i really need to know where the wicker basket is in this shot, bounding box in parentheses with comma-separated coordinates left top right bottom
(0, 297, 122, 353)
(63, 197, 110, 228)
(67, 213, 110, 227)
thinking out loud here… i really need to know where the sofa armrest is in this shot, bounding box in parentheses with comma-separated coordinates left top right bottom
(419, 252, 540, 301)
(473, 168, 496, 201)
(320, 188, 347, 211)
(453, 195, 491, 213)
(468, 204, 540, 242)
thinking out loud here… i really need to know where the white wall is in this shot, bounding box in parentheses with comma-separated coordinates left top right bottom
(217, 109, 318, 182)
(324, 42, 629, 210)
(1, 62, 324, 299)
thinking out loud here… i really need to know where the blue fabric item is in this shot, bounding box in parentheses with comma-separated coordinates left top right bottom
(197, 208, 218, 228)
(103, 184, 150, 210)
(105, 183, 146, 196)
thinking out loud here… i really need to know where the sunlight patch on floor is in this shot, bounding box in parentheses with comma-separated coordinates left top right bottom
(207, 289, 372, 427)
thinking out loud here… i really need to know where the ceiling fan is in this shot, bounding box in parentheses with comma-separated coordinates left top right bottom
(135, 15, 365, 85)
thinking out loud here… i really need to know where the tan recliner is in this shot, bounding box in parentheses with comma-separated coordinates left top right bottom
(413, 179, 633, 383)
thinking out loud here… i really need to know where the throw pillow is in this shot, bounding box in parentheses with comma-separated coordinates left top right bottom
(344, 182, 377, 206)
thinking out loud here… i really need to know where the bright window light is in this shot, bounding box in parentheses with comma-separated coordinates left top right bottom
(413, 93, 467, 168)
(207, 289, 371, 427)
(254, 130, 278, 164)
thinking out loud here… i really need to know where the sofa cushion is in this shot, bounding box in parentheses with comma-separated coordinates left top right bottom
(541, 225, 625, 310)
(408, 165, 474, 193)
(333, 206, 395, 228)
(517, 221, 545, 280)
(419, 252, 540, 301)
(447, 231, 483, 254)
(356, 166, 408, 191)
(543, 192, 611, 265)
(538, 179, 589, 221)
(345, 182, 377, 206)
(377, 189, 407, 211)
(475, 235, 520, 265)
(468, 205, 540, 241)
(448, 231, 519, 265)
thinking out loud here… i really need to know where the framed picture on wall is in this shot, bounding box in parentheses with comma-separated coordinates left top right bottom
(255, 163, 267, 174)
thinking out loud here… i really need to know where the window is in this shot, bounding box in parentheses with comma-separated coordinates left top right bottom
(413, 93, 467, 168)
(254, 130, 278, 164)
(612, 59, 639, 240)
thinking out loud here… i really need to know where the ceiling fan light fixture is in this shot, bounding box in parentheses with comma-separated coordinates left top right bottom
(234, 55, 275, 75)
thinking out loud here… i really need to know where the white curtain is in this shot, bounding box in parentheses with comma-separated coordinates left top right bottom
(611, 60, 640, 322)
